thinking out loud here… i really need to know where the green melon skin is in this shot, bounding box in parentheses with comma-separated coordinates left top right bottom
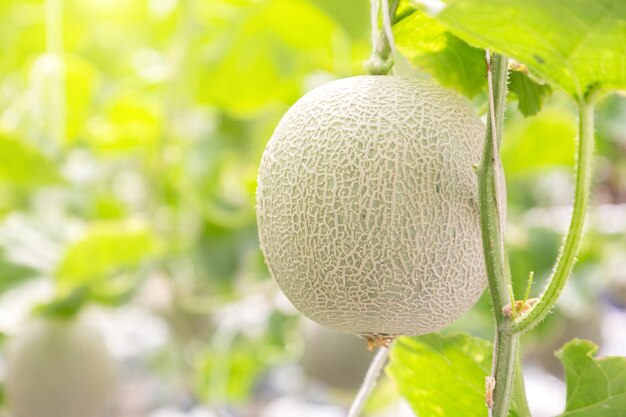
(6, 318, 116, 417)
(256, 75, 489, 338)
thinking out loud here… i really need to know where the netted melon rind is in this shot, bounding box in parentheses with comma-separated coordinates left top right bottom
(257, 75, 487, 337)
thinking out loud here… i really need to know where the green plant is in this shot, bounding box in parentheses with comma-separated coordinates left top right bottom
(0, 0, 623, 415)
(258, 0, 626, 416)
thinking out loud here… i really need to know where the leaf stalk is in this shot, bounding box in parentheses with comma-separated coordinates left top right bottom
(509, 95, 596, 334)
(365, 0, 399, 75)
(480, 51, 520, 417)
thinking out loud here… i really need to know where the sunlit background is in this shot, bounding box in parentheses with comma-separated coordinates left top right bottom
(0, 1, 625, 417)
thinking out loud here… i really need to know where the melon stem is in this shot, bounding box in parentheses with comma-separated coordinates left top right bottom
(510, 93, 597, 334)
(365, 0, 399, 75)
(479, 51, 528, 417)
(481, 49, 597, 417)
(347, 346, 390, 417)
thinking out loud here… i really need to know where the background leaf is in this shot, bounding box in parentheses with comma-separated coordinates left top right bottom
(556, 339, 626, 417)
(87, 93, 160, 154)
(197, 0, 342, 117)
(56, 221, 159, 287)
(436, 0, 626, 99)
(0, 247, 38, 294)
(310, 0, 370, 40)
(0, 134, 61, 188)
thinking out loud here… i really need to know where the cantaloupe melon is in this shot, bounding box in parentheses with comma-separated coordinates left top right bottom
(257, 75, 487, 337)
(6, 318, 116, 417)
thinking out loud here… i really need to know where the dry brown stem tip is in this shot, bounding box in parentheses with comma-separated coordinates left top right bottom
(365, 334, 394, 351)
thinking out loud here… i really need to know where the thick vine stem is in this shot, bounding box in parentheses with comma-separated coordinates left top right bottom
(480, 51, 520, 417)
(364, 0, 399, 75)
(490, 333, 518, 417)
(513, 349, 532, 417)
(510, 95, 596, 334)
(347, 346, 390, 417)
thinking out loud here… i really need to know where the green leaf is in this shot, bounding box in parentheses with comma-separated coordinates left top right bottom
(387, 333, 494, 417)
(87, 94, 161, 153)
(37, 272, 140, 316)
(34, 287, 88, 319)
(436, 0, 626, 99)
(509, 71, 553, 116)
(0, 133, 61, 188)
(310, 0, 370, 40)
(56, 221, 159, 286)
(393, 9, 485, 98)
(0, 247, 38, 293)
(198, 0, 339, 116)
(556, 339, 626, 417)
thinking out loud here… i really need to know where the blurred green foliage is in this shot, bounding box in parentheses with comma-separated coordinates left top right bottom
(0, 247, 38, 293)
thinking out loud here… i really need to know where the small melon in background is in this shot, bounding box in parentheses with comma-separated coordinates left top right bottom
(6, 317, 116, 417)
(257, 75, 488, 338)
(302, 319, 374, 390)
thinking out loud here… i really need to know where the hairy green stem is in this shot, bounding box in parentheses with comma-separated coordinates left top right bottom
(510, 96, 596, 334)
(348, 347, 390, 417)
(481, 53, 510, 324)
(480, 52, 520, 417)
(513, 348, 532, 417)
(365, 0, 399, 75)
(491, 333, 518, 417)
